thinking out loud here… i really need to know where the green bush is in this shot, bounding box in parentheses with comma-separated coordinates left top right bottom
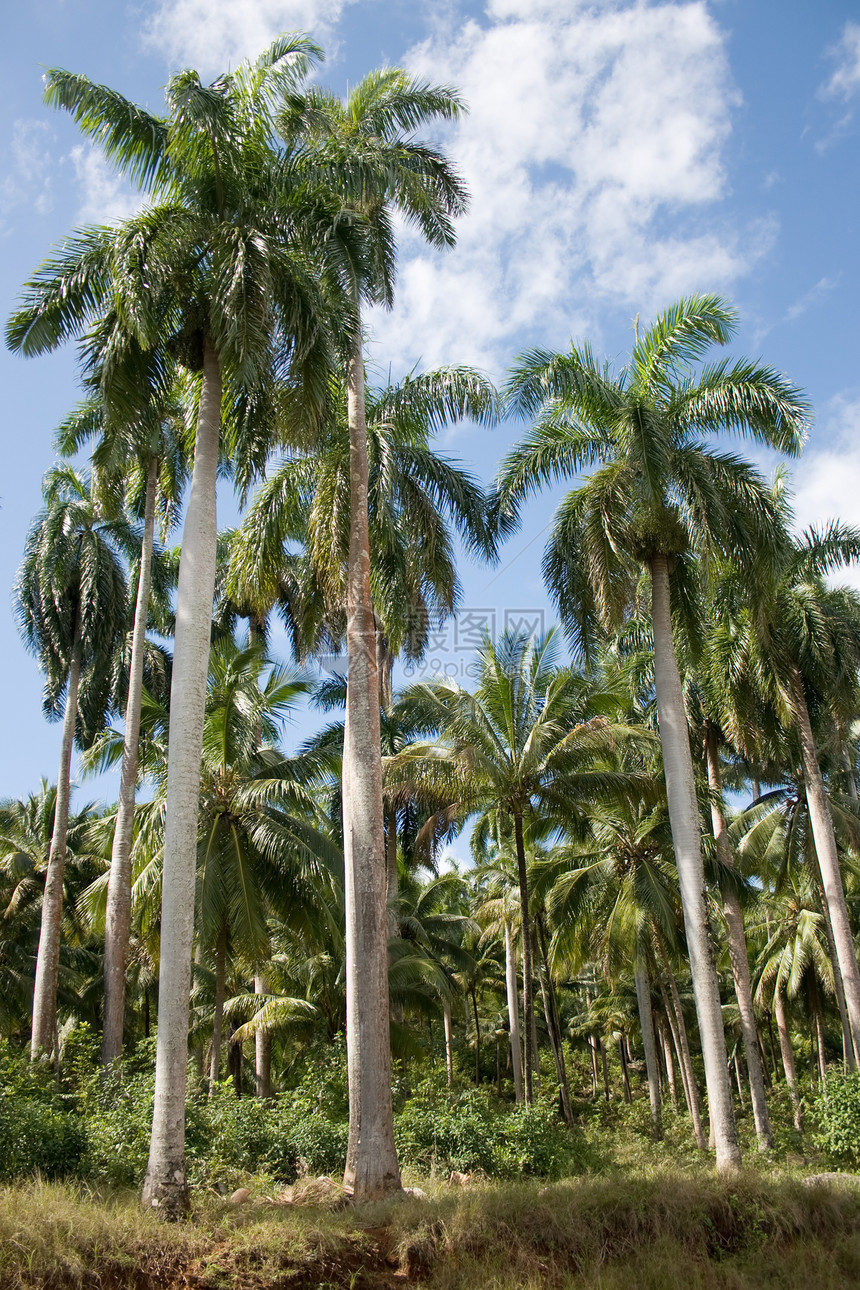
(394, 1082, 582, 1179)
(815, 1072, 860, 1165)
(0, 1097, 87, 1180)
(263, 1100, 350, 1180)
(0, 1040, 86, 1180)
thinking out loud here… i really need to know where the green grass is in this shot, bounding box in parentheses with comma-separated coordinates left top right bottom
(2, 1170, 860, 1289)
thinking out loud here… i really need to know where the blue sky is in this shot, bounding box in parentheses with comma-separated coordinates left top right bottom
(1, 0, 859, 809)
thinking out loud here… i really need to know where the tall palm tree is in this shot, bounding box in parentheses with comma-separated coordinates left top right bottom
(228, 365, 499, 687)
(7, 37, 342, 1214)
(278, 70, 469, 1198)
(15, 467, 130, 1059)
(0, 783, 99, 1038)
(748, 520, 860, 1066)
(55, 372, 190, 1067)
(497, 295, 808, 1170)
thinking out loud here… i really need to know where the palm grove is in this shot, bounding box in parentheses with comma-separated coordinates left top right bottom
(2, 35, 859, 1214)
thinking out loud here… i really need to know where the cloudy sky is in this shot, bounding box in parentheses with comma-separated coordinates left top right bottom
(1, 0, 859, 802)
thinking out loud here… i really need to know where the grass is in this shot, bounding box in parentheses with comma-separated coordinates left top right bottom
(2, 1169, 860, 1289)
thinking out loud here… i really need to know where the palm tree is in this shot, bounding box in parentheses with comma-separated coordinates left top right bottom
(193, 641, 339, 1091)
(55, 372, 190, 1067)
(749, 520, 860, 1067)
(7, 36, 343, 1214)
(0, 783, 99, 1038)
(393, 629, 644, 1103)
(15, 467, 130, 1059)
(497, 295, 808, 1170)
(228, 365, 499, 691)
(278, 69, 469, 1199)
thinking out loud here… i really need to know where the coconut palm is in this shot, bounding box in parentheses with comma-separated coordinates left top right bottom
(497, 295, 808, 1170)
(277, 69, 469, 1198)
(15, 467, 131, 1059)
(6, 36, 346, 1213)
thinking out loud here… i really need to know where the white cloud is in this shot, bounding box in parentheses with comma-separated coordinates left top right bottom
(68, 146, 142, 225)
(369, 0, 769, 378)
(0, 119, 54, 233)
(142, 0, 352, 76)
(791, 394, 860, 591)
(821, 21, 860, 99)
(785, 275, 840, 323)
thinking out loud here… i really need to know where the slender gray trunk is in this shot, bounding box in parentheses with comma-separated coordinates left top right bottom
(504, 921, 524, 1102)
(658, 1017, 679, 1111)
(840, 726, 858, 801)
(634, 961, 662, 1137)
(790, 667, 860, 1065)
(655, 933, 707, 1149)
(535, 916, 573, 1125)
(618, 1036, 632, 1102)
(588, 1033, 599, 1099)
(734, 1052, 745, 1103)
(102, 457, 158, 1068)
(814, 878, 856, 1072)
(385, 806, 399, 940)
(142, 339, 221, 1216)
(810, 975, 828, 1090)
(649, 555, 740, 1170)
(443, 999, 454, 1087)
(471, 985, 481, 1086)
(254, 974, 272, 1098)
(705, 726, 774, 1149)
(208, 922, 227, 1095)
(513, 813, 535, 1103)
(31, 615, 83, 1060)
(341, 311, 400, 1200)
(774, 982, 803, 1132)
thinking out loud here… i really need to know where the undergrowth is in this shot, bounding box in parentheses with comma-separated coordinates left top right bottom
(2, 1172, 860, 1290)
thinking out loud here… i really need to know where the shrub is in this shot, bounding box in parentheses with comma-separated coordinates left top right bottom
(394, 1081, 583, 1179)
(815, 1072, 860, 1166)
(0, 1040, 86, 1180)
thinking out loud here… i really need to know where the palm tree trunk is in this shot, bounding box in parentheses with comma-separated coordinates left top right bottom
(634, 962, 662, 1137)
(254, 974, 272, 1098)
(504, 921, 524, 1103)
(471, 985, 481, 1086)
(209, 922, 227, 1095)
(341, 308, 400, 1200)
(618, 1037, 632, 1102)
(774, 981, 803, 1132)
(513, 812, 535, 1103)
(654, 933, 707, 1149)
(705, 725, 774, 1149)
(588, 1033, 599, 1098)
(809, 974, 828, 1090)
(815, 883, 856, 1072)
(658, 1017, 679, 1112)
(443, 999, 454, 1087)
(789, 666, 860, 1066)
(649, 554, 740, 1170)
(385, 806, 399, 939)
(31, 612, 83, 1060)
(142, 337, 221, 1217)
(102, 456, 158, 1068)
(535, 915, 573, 1125)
